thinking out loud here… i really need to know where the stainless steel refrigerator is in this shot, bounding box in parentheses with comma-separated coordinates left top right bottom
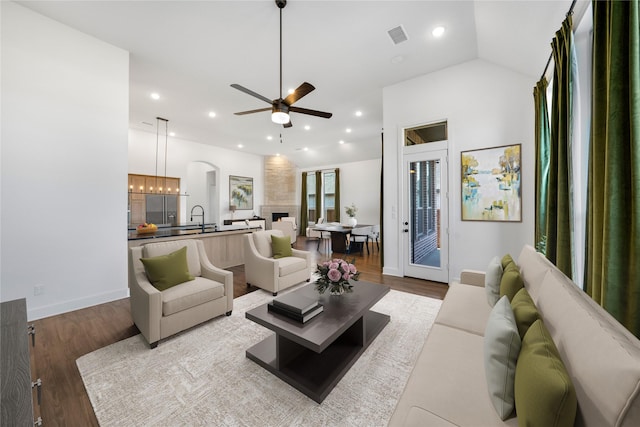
(145, 194, 178, 226)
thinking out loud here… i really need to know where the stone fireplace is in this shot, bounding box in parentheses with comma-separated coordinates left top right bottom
(261, 205, 299, 229)
(261, 155, 299, 230)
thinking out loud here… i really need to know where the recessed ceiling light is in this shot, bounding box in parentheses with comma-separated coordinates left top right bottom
(169, 132, 176, 137)
(208, 111, 216, 118)
(391, 55, 404, 64)
(150, 93, 160, 100)
(238, 144, 243, 148)
(355, 111, 363, 117)
(267, 135, 273, 140)
(339, 140, 345, 144)
(432, 26, 445, 38)
(346, 128, 352, 133)
(304, 125, 310, 130)
(276, 153, 281, 157)
(303, 147, 308, 151)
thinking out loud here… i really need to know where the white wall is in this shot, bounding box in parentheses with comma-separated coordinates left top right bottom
(128, 129, 264, 224)
(301, 158, 382, 226)
(383, 59, 535, 279)
(1, 2, 130, 319)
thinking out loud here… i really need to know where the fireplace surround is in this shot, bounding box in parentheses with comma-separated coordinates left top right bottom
(261, 205, 298, 229)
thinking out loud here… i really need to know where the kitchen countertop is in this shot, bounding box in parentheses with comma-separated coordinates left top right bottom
(127, 224, 260, 241)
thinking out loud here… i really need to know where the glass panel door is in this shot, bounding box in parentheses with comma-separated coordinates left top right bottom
(404, 149, 448, 283)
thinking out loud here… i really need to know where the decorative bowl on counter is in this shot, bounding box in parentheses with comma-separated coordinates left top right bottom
(136, 223, 158, 234)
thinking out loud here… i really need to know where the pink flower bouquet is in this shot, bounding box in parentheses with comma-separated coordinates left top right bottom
(314, 258, 361, 295)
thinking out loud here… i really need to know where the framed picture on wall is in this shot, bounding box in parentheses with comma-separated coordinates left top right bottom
(229, 175, 253, 210)
(461, 144, 522, 222)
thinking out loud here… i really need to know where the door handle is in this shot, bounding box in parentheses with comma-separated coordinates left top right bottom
(403, 229, 409, 232)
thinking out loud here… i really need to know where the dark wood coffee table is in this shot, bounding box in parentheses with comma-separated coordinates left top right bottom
(245, 281, 390, 403)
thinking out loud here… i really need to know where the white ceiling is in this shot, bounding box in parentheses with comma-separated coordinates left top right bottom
(17, 0, 584, 168)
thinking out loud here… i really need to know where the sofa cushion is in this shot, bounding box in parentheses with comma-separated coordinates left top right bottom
(515, 319, 576, 427)
(435, 283, 492, 336)
(536, 268, 640, 427)
(499, 269, 523, 302)
(516, 245, 554, 303)
(162, 276, 225, 316)
(271, 234, 293, 259)
(140, 246, 195, 291)
(510, 288, 540, 339)
(402, 407, 460, 427)
(253, 230, 274, 258)
(389, 324, 517, 427)
(277, 256, 308, 277)
(484, 296, 521, 420)
(485, 256, 503, 307)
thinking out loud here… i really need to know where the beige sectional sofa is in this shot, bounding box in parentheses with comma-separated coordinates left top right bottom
(389, 245, 640, 427)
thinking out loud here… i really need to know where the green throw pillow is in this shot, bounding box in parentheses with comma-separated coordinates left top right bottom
(511, 288, 540, 339)
(515, 319, 577, 427)
(271, 234, 292, 259)
(484, 296, 521, 420)
(501, 254, 515, 270)
(500, 269, 524, 302)
(140, 246, 195, 291)
(504, 261, 519, 273)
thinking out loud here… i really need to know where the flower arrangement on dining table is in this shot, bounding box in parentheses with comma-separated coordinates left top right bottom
(345, 203, 358, 218)
(315, 258, 361, 295)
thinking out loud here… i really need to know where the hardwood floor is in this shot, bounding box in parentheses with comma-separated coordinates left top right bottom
(32, 237, 448, 426)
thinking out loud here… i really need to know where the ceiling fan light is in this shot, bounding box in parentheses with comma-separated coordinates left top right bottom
(272, 111, 290, 124)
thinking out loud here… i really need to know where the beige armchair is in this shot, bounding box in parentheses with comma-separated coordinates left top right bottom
(128, 239, 233, 348)
(243, 229, 311, 296)
(272, 219, 296, 244)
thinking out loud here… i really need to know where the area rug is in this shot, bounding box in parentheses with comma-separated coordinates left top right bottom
(77, 285, 442, 426)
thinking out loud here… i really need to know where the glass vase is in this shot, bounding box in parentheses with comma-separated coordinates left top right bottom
(330, 285, 345, 296)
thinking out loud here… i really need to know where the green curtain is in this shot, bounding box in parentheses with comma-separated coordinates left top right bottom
(335, 168, 341, 223)
(300, 172, 308, 229)
(534, 78, 551, 253)
(546, 16, 574, 278)
(314, 171, 322, 220)
(586, 0, 640, 337)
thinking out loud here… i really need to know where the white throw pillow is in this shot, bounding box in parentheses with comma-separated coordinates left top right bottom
(485, 256, 503, 306)
(484, 295, 521, 420)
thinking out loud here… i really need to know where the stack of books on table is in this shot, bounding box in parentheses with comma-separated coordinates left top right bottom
(268, 293, 323, 323)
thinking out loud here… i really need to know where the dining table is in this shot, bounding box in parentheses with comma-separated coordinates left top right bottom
(312, 223, 373, 253)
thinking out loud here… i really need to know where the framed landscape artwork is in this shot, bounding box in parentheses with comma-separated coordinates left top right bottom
(461, 144, 522, 222)
(229, 175, 253, 210)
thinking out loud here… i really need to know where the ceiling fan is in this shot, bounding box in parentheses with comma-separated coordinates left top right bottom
(231, 0, 332, 128)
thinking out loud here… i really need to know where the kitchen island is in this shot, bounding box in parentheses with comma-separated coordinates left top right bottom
(128, 224, 259, 268)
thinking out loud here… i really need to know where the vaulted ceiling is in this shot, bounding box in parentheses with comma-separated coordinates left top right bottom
(18, 0, 585, 168)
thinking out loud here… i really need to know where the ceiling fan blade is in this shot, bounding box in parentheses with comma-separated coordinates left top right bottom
(289, 106, 333, 119)
(234, 107, 271, 115)
(230, 84, 273, 105)
(283, 82, 315, 106)
(283, 120, 292, 128)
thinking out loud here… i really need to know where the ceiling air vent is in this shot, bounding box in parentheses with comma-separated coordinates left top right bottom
(388, 25, 408, 45)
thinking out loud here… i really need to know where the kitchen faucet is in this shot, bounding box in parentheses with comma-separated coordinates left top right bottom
(190, 205, 205, 232)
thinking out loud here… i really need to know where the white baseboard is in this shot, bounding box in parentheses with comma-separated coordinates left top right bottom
(27, 288, 130, 321)
(382, 267, 402, 277)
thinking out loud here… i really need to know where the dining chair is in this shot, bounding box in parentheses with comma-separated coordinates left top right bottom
(348, 226, 372, 254)
(368, 224, 380, 252)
